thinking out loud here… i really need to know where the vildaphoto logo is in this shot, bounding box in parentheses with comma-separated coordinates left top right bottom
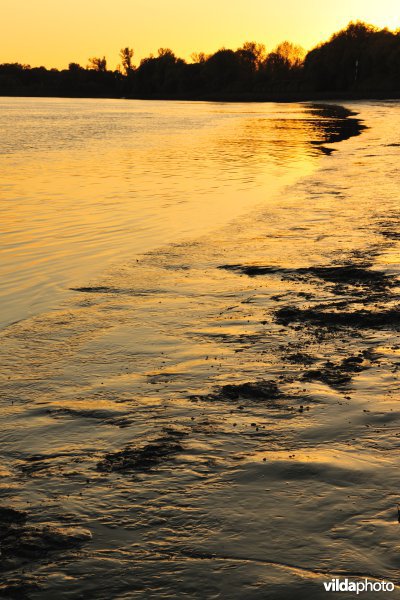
(323, 578, 395, 594)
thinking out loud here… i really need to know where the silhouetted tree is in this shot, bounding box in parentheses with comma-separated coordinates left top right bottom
(274, 41, 305, 66)
(157, 48, 175, 59)
(190, 52, 208, 64)
(257, 42, 305, 92)
(88, 56, 107, 72)
(68, 62, 84, 72)
(1, 21, 400, 99)
(203, 49, 240, 91)
(240, 42, 266, 69)
(303, 21, 398, 91)
(120, 47, 134, 75)
(134, 48, 187, 95)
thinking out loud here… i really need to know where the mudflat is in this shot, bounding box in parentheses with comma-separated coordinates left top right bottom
(0, 101, 399, 599)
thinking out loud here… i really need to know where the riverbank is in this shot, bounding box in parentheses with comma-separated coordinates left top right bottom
(2, 90, 400, 102)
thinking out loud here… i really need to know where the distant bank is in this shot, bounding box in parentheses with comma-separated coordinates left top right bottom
(1, 91, 400, 102)
(2, 22, 400, 102)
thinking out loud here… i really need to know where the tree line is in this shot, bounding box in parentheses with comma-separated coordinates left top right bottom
(1, 22, 400, 100)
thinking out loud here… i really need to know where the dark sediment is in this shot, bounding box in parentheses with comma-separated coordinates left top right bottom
(0, 508, 91, 570)
(192, 381, 311, 413)
(219, 263, 395, 291)
(190, 380, 283, 405)
(213, 381, 281, 402)
(302, 355, 371, 389)
(221, 259, 399, 331)
(284, 352, 317, 365)
(97, 436, 184, 473)
(46, 407, 133, 428)
(275, 306, 400, 330)
(70, 286, 118, 293)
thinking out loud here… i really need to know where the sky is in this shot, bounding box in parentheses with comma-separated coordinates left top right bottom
(1, 0, 400, 69)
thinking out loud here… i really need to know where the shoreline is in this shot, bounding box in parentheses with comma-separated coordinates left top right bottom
(0, 100, 360, 330)
(1, 102, 400, 598)
(1, 91, 400, 103)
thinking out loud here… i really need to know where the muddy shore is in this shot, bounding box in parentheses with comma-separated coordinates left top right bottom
(1, 103, 400, 599)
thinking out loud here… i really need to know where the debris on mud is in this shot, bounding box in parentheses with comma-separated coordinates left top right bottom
(284, 352, 317, 365)
(188, 380, 310, 414)
(220, 263, 396, 294)
(0, 507, 91, 571)
(70, 286, 119, 293)
(20, 451, 84, 477)
(190, 380, 283, 405)
(214, 381, 282, 401)
(0, 577, 40, 600)
(275, 305, 400, 330)
(302, 355, 372, 389)
(219, 264, 282, 276)
(302, 265, 394, 287)
(47, 407, 133, 428)
(70, 286, 157, 296)
(97, 435, 184, 473)
(0, 507, 27, 528)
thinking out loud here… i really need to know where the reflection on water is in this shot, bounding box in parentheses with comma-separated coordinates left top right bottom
(1, 100, 399, 599)
(0, 98, 361, 326)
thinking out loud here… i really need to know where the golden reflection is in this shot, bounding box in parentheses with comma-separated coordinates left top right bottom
(0, 99, 330, 325)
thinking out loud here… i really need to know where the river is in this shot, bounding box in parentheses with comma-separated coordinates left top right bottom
(0, 99, 399, 599)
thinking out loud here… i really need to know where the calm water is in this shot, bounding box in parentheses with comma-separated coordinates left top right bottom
(1, 99, 400, 599)
(1, 98, 347, 326)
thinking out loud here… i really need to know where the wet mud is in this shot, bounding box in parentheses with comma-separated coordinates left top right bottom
(97, 435, 185, 473)
(220, 263, 395, 291)
(1, 104, 400, 598)
(275, 305, 400, 329)
(1, 508, 91, 598)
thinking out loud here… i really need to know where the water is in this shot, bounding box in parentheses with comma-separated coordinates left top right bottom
(0, 99, 400, 599)
(1, 98, 349, 327)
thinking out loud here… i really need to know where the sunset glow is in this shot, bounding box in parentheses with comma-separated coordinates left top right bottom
(2, 0, 400, 593)
(2, 0, 400, 69)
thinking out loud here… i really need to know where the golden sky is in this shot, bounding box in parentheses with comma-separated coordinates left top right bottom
(2, 0, 400, 69)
